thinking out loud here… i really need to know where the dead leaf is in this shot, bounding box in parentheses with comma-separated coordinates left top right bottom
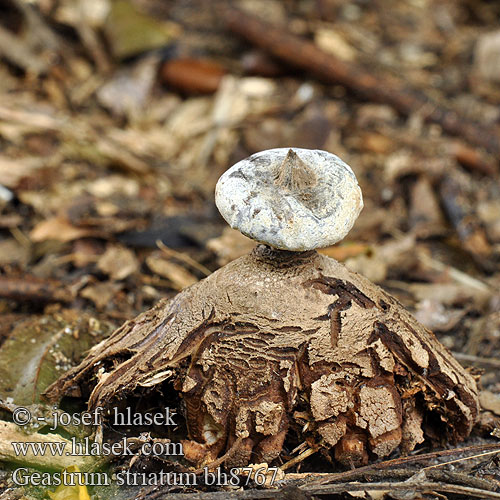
(414, 299, 466, 332)
(0, 155, 43, 188)
(80, 282, 123, 309)
(97, 55, 160, 118)
(71, 238, 105, 268)
(0, 239, 29, 266)
(408, 283, 491, 307)
(480, 390, 500, 416)
(0, 213, 23, 227)
(315, 28, 357, 61)
(345, 253, 388, 283)
(207, 227, 255, 266)
(319, 243, 370, 261)
(97, 244, 138, 280)
(409, 175, 445, 237)
(30, 216, 94, 242)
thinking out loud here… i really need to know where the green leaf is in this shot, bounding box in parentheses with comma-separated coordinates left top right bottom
(104, 0, 180, 59)
(0, 310, 114, 406)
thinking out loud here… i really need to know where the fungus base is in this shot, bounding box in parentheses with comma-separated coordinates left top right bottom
(45, 246, 479, 467)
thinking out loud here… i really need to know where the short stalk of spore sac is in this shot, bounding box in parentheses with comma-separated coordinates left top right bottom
(45, 148, 479, 469)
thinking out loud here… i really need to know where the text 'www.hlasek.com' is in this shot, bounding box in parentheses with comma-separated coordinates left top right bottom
(9, 405, 280, 488)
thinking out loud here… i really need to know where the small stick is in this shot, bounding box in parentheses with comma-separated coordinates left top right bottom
(280, 446, 318, 471)
(0, 24, 48, 74)
(309, 443, 500, 485)
(422, 449, 500, 471)
(0, 275, 73, 303)
(449, 142, 498, 177)
(156, 240, 212, 276)
(439, 175, 494, 272)
(222, 6, 500, 160)
(452, 352, 500, 369)
(144, 479, 500, 499)
(417, 251, 491, 291)
(286, 468, 495, 491)
(305, 481, 500, 498)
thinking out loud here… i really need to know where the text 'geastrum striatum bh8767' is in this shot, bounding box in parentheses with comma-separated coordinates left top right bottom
(46, 148, 479, 468)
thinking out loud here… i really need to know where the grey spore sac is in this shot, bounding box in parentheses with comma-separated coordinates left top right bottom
(215, 148, 363, 251)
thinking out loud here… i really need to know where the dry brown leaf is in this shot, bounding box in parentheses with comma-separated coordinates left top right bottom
(344, 236, 416, 283)
(97, 244, 138, 281)
(80, 281, 123, 309)
(409, 176, 446, 237)
(207, 227, 256, 266)
(146, 255, 197, 290)
(315, 28, 357, 61)
(480, 390, 500, 416)
(407, 283, 491, 307)
(353, 132, 395, 154)
(0, 239, 29, 266)
(71, 240, 104, 268)
(344, 253, 387, 283)
(30, 216, 94, 242)
(0, 155, 43, 188)
(319, 243, 370, 262)
(414, 299, 466, 332)
(0, 213, 23, 228)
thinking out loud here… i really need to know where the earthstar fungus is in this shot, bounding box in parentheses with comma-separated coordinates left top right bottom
(45, 148, 479, 467)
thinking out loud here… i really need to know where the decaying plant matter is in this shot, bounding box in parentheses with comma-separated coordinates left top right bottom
(45, 148, 479, 468)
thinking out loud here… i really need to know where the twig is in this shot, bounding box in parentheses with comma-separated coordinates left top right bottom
(222, 6, 500, 161)
(0, 103, 151, 174)
(143, 445, 500, 499)
(143, 478, 500, 500)
(145, 489, 277, 500)
(74, 0, 111, 73)
(288, 468, 495, 491)
(0, 0, 63, 74)
(449, 142, 498, 177)
(422, 449, 500, 471)
(308, 443, 500, 485)
(0, 24, 48, 74)
(439, 175, 495, 272)
(280, 446, 318, 471)
(10, 0, 60, 52)
(304, 480, 500, 498)
(452, 352, 500, 370)
(156, 240, 211, 277)
(417, 251, 491, 292)
(0, 275, 73, 304)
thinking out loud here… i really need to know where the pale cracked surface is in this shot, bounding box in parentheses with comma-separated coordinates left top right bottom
(45, 246, 479, 467)
(215, 148, 363, 251)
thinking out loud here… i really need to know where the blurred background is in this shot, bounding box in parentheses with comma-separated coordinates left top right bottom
(0, 0, 499, 391)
